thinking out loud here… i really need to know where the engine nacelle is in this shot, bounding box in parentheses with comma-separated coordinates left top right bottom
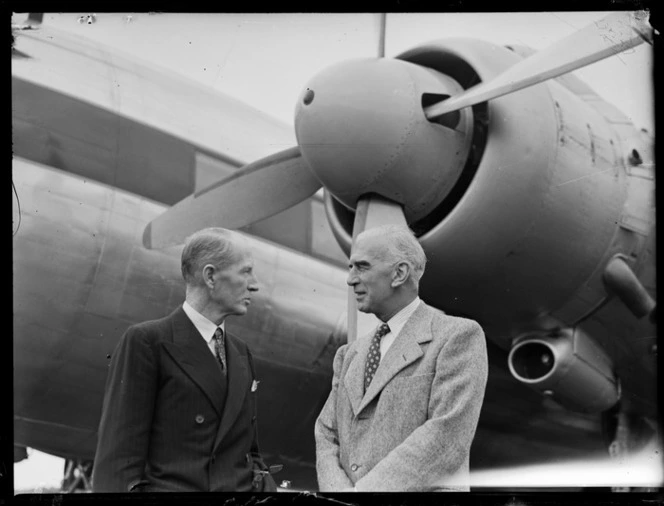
(323, 37, 635, 344)
(508, 327, 620, 413)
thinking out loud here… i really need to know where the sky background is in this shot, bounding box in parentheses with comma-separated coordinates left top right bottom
(11, 11, 655, 492)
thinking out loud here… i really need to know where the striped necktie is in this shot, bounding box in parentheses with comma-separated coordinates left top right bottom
(364, 323, 390, 392)
(213, 327, 227, 373)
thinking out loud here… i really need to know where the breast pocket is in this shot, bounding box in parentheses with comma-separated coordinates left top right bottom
(246, 378, 259, 422)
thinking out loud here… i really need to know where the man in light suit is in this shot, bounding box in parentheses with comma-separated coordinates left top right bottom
(92, 227, 276, 492)
(315, 225, 488, 491)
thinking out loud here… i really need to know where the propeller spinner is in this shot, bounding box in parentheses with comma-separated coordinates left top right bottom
(294, 57, 473, 223)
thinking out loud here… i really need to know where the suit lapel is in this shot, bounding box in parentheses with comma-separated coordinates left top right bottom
(162, 307, 226, 416)
(213, 333, 249, 453)
(358, 303, 434, 414)
(344, 337, 373, 416)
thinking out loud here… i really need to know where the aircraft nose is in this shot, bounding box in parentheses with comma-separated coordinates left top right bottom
(294, 57, 475, 223)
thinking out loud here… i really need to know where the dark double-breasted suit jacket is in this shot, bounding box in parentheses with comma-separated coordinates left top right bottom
(92, 306, 275, 492)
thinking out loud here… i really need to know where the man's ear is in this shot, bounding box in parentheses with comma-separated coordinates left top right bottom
(202, 264, 216, 288)
(391, 262, 411, 288)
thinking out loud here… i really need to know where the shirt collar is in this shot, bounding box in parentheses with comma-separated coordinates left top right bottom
(182, 301, 225, 343)
(385, 296, 421, 338)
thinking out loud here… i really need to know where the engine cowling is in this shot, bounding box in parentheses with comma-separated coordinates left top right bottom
(322, 37, 631, 344)
(507, 327, 620, 413)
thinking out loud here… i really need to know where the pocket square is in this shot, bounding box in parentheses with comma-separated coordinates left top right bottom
(251, 380, 260, 392)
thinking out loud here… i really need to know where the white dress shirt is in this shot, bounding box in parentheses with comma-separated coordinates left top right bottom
(182, 301, 225, 357)
(378, 296, 421, 359)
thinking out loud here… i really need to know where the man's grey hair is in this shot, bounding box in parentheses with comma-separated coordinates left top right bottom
(357, 225, 427, 282)
(181, 227, 242, 285)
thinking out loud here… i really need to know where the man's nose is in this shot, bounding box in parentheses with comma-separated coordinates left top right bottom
(346, 269, 358, 287)
(248, 274, 259, 291)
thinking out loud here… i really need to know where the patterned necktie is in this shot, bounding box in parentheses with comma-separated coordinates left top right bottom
(364, 323, 390, 392)
(213, 327, 227, 373)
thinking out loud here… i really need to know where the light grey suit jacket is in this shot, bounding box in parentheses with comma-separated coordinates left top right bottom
(315, 302, 488, 492)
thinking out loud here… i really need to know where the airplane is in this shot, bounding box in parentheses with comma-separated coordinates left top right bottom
(11, 12, 659, 493)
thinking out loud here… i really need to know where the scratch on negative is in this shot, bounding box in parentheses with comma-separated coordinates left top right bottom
(554, 167, 614, 187)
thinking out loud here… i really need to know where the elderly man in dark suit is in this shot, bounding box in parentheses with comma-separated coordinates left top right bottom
(92, 227, 276, 492)
(315, 225, 488, 491)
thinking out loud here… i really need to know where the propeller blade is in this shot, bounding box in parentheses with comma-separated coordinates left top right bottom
(425, 11, 652, 120)
(603, 256, 656, 320)
(143, 146, 321, 249)
(347, 194, 407, 343)
(377, 13, 387, 58)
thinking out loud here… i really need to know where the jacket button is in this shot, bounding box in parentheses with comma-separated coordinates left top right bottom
(195, 414, 205, 424)
(351, 464, 358, 472)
